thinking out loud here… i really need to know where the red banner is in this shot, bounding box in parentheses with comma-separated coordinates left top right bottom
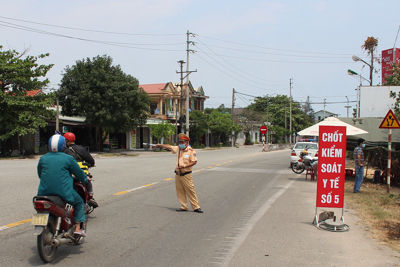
(316, 126, 347, 208)
(382, 48, 400, 84)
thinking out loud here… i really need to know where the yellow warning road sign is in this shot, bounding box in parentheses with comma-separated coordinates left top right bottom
(379, 110, 400, 129)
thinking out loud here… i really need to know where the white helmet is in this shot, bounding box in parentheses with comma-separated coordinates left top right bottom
(48, 134, 66, 152)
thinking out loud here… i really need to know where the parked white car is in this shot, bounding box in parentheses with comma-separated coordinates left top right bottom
(290, 142, 318, 166)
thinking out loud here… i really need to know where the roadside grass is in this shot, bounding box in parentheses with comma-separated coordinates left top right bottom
(344, 166, 400, 252)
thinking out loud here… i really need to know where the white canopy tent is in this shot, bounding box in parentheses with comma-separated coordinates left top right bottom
(298, 117, 369, 136)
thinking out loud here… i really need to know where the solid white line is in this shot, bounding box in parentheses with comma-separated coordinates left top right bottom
(222, 178, 295, 266)
(127, 182, 159, 192)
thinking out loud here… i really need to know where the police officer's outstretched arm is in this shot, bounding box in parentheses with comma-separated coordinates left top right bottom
(69, 157, 88, 184)
(156, 144, 172, 150)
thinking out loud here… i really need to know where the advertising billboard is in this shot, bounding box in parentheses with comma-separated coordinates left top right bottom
(382, 48, 400, 84)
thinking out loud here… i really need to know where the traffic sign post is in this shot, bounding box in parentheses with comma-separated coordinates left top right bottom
(260, 126, 268, 152)
(379, 110, 400, 192)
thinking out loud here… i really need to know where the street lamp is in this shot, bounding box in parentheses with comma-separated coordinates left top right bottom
(347, 69, 370, 85)
(352, 55, 373, 86)
(347, 69, 371, 118)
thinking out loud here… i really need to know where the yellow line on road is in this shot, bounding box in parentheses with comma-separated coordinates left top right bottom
(164, 178, 173, 181)
(144, 183, 154, 187)
(207, 166, 213, 169)
(5, 218, 32, 228)
(216, 164, 221, 166)
(114, 190, 130, 195)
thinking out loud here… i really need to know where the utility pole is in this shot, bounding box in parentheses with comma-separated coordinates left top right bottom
(284, 104, 287, 143)
(323, 99, 326, 119)
(185, 30, 196, 138)
(56, 94, 60, 132)
(266, 94, 269, 144)
(177, 60, 185, 134)
(231, 88, 235, 147)
(344, 96, 351, 117)
(289, 78, 292, 143)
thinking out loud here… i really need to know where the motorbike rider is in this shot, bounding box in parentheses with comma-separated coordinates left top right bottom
(63, 132, 98, 208)
(301, 145, 309, 158)
(37, 134, 88, 236)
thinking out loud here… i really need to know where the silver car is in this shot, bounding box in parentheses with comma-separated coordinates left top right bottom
(290, 142, 318, 166)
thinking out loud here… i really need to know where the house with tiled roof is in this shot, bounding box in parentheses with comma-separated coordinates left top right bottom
(117, 81, 209, 150)
(140, 81, 208, 122)
(26, 89, 44, 97)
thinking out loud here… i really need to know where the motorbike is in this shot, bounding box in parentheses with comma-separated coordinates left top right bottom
(291, 148, 318, 174)
(32, 164, 95, 263)
(32, 180, 88, 263)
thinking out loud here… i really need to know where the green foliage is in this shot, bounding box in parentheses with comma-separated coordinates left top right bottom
(204, 104, 231, 114)
(58, 55, 151, 145)
(244, 134, 253, 145)
(192, 142, 205, 149)
(385, 63, 400, 86)
(208, 111, 238, 144)
(0, 45, 54, 140)
(302, 96, 315, 123)
(248, 94, 313, 142)
(189, 110, 208, 144)
(149, 121, 176, 142)
(386, 63, 400, 117)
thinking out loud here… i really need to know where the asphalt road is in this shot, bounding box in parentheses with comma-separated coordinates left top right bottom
(0, 147, 399, 266)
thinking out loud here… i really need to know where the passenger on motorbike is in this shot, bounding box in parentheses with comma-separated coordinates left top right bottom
(63, 132, 98, 208)
(37, 134, 88, 236)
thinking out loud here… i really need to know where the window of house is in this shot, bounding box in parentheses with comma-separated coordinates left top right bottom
(150, 102, 158, 115)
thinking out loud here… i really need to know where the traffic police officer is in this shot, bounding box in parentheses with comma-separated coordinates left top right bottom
(156, 133, 203, 213)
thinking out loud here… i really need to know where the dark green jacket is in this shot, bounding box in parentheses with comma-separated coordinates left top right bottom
(37, 152, 88, 202)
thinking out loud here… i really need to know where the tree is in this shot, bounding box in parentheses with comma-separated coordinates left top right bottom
(189, 110, 208, 145)
(302, 96, 315, 123)
(248, 95, 310, 143)
(386, 63, 400, 116)
(386, 63, 400, 86)
(149, 121, 176, 144)
(58, 55, 151, 150)
(236, 108, 263, 144)
(0, 45, 54, 141)
(361, 36, 379, 85)
(208, 111, 239, 145)
(204, 104, 231, 114)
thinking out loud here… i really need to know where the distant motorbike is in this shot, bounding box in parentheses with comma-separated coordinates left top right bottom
(291, 148, 318, 174)
(32, 180, 88, 263)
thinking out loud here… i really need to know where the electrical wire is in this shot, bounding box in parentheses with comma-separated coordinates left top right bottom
(0, 20, 184, 51)
(194, 36, 288, 83)
(0, 15, 182, 36)
(197, 34, 362, 57)
(194, 52, 273, 90)
(196, 50, 351, 64)
(202, 43, 353, 59)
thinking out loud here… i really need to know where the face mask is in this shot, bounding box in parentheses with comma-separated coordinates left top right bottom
(179, 144, 186, 149)
(361, 144, 365, 148)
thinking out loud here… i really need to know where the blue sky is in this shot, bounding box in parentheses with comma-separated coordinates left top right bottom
(1, 0, 399, 117)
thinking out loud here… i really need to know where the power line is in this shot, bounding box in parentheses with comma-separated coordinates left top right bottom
(0, 21, 184, 51)
(197, 34, 363, 57)
(194, 36, 288, 84)
(201, 44, 353, 59)
(0, 15, 183, 36)
(195, 50, 352, 64)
